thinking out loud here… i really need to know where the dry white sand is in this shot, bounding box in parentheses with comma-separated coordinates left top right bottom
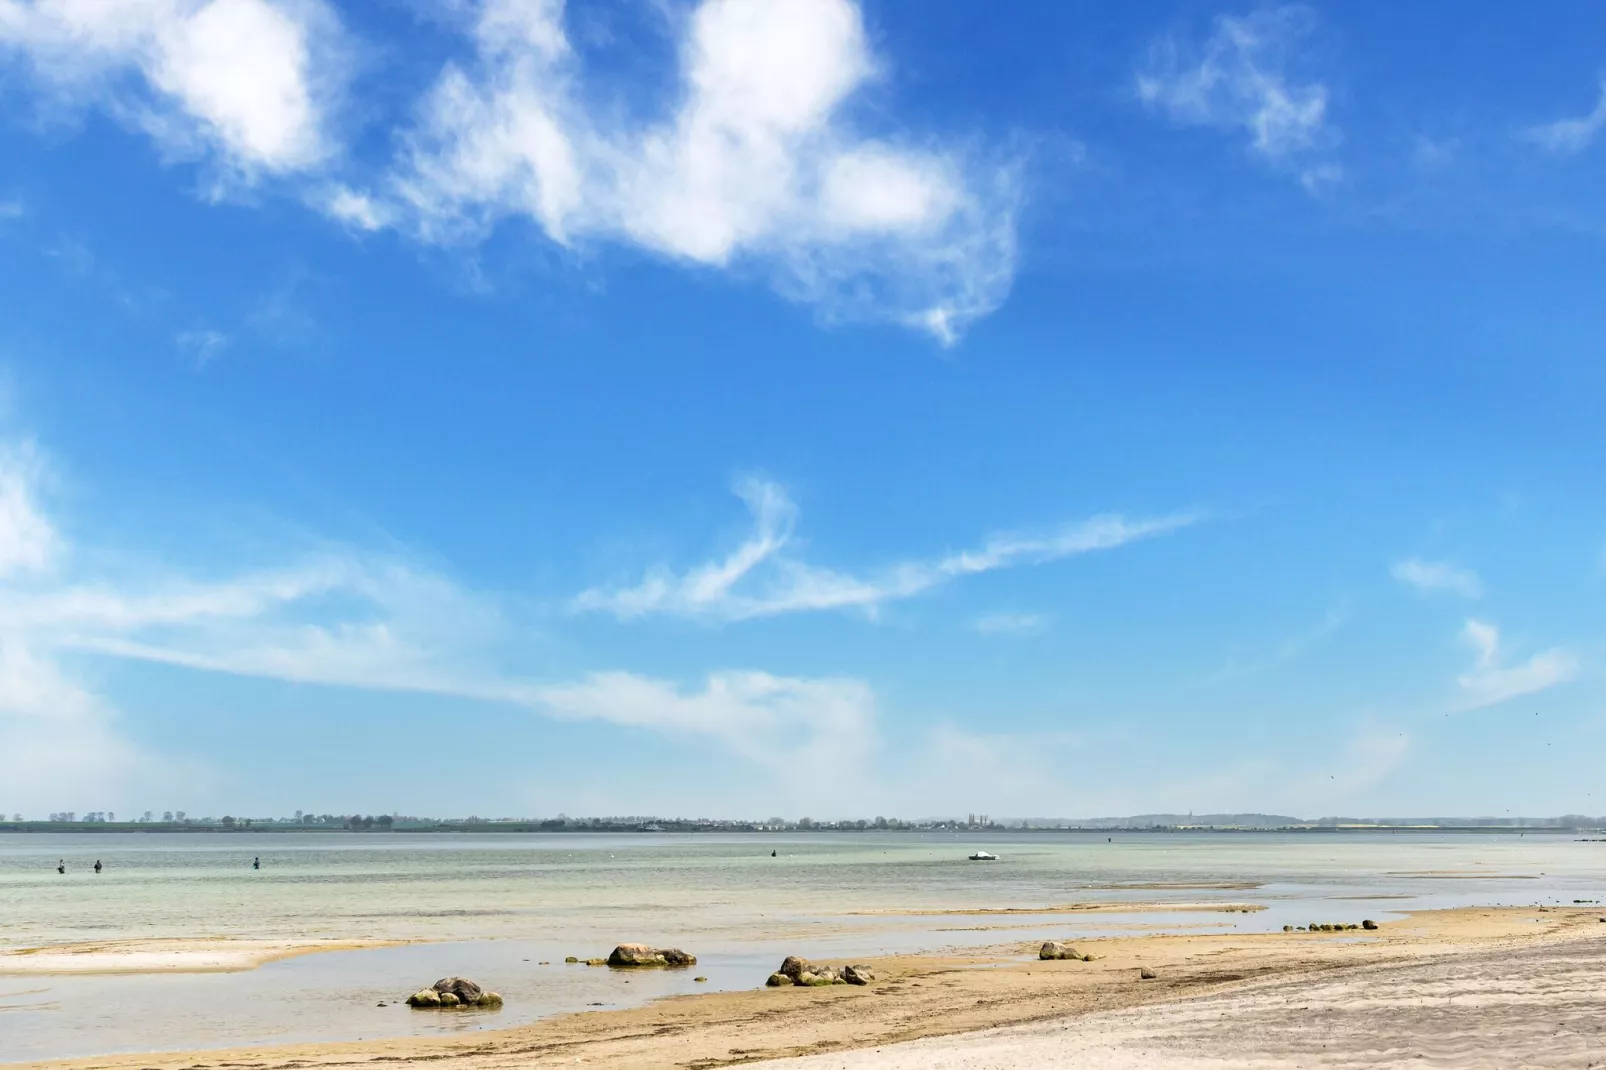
(756, 930, 1606, 1069)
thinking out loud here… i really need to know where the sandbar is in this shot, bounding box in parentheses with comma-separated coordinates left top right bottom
(0, 938, 402, 975)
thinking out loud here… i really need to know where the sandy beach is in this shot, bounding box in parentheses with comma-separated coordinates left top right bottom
(13, 906, 1602, 1070)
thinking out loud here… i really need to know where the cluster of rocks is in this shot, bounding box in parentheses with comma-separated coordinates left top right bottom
(561, 945, 698, 967)
(1284, 920, 1378, 932)
(406, 977, 503, 1009)
(1039, 941, 1097, 961)
(765, 956, 874, 987)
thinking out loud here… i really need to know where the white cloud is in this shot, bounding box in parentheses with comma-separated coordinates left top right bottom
(0, 442, 59, 577)
(0, 637, 152, 808)
(1137, 6, 1338, 188)
(0, 0, 345, 180)
(175, 327, 229, 366)
(0, 437, 894, 808)
(387, 0, 1017, 342)
(0, 449, 202, 807)
(972, 611, 1047, 636)
(320, 184, 388, 231)
(1455, 618, 1577, 711)
(573, 478, 1195, 623)
(1524, 81, 1606, 155)
(1391, 558, 1482, 599)
(535, 670, 875, 786)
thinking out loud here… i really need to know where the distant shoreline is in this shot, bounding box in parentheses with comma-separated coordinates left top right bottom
(3, 821, 1601, 835)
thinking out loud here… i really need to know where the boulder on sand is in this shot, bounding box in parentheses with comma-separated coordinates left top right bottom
(1139, 967, 1158, 980)
(842, 964, 875, 986)
(1362, 919, 1378, 930)
(799, 966, 844, 986)
(1039, 941, 1083, 961)
(773, 956, 872, 987)
(607, 944, 698, 967)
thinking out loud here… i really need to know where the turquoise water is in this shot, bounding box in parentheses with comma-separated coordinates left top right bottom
(1, 831, 1602, 1061)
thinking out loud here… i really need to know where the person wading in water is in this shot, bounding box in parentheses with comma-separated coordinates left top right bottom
(56, 860, 65, 874)
(94, 860, 102, 874)
(253, 857, 260, 870)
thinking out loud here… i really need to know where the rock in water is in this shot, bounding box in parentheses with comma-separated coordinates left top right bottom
(437, 991, 461, 1006)
(407, 989, 442, 1008)
(607, 944, 699, 967)
(476, 991, 503, 1007)
(1139, 967, 1158, 980)
(609, 943, 663, 966)
(433, 977, 484, 1004)
(1039, 941, 1083, 960)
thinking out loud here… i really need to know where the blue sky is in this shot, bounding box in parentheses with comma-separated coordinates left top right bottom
(0, 0, 1603, 820)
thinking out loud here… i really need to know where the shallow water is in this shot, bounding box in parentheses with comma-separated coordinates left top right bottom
(1, 830, 1602, 1062)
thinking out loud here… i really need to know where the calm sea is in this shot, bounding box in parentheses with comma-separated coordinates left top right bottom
(1, 830, 1601, 1062)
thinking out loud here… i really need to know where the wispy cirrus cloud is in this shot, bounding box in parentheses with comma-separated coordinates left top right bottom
(1136, 5, 1339, 191)
(0, 0, 348, 184)
(0, 437, 887, 804)
(176, 328, 229, 367)
(380, 0, 1018, 343)
(971, 611, 1048, 637)
(1391, 558, 1483, 599)
(572, 479, 1196, 623)
(1454, 618, 1576, 711)
(1523, 81, 1606, 155)
(1199, 605, 1348, 687)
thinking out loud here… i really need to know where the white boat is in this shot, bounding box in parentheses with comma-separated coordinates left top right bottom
(968, 850, 998, 861)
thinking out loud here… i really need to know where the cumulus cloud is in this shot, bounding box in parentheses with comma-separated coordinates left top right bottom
(1524, 81, 1606, 155)
(573, 478, 1195, 623)
(0, 0, 345, 181)
(1455, 618, 1576, 711)
(1391, 558, 1482, 599)
(319, 184, 388, 231)
(1137, 5, 1338, 189)
(387, 0, 1018, 342)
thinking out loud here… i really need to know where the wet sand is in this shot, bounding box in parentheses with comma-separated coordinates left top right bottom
(13, 906, 1602, 1070)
